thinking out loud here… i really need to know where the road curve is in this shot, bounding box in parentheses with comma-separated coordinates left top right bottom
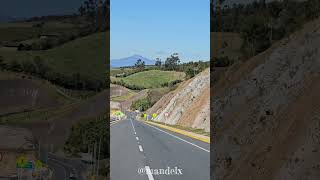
(48, 154, 85, 180)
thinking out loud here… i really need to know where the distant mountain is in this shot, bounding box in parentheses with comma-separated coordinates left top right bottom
(111, 55, 156, 68)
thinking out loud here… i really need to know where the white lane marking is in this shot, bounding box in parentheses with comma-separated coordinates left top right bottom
(145, 166, 154, 180)
(136, 137, 139, 141)
(110, 119, 122, 125)
(130, 118, 137, 135)
(141, 122, 210, 153)
(138, 145, 144, 152)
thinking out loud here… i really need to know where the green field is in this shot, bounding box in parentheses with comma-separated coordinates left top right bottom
(110, 66, 156, 77)
(0, 21, 77, 42)
(0, 32, 108, 81)
(111, 90, 136, 102)
(111, 70, 185, 89)
(110, 68, 136, 76)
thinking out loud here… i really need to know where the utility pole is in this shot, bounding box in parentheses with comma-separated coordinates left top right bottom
(96, 137, 102, 177)
(92, 142, 97, 177)
(94, 141, 97, 176)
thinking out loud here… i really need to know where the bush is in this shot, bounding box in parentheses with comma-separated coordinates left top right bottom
(131, 98, 151, 111)
(185, 67, 196, 79)
(161, 79, 182, 87)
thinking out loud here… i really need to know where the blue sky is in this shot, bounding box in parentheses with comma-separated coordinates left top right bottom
(111, 0, 210, 62)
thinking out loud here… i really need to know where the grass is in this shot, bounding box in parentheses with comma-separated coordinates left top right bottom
(149, 120, 210, 137)
(0, 102, 77, 124)
(112, 70, 185, 89)
(55, 86, 97, 100)
(0, 70, 75, 103)
(0, 21, 77, 42)
(111, 90, 136, 102)
(110, 66, 156, 76)
(147, 87, 172, 104)
(110, 68, 136, 76)
(0, 32, 108, 81)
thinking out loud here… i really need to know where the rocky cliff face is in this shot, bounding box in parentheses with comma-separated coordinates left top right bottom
(148, 69, 210, 132)
(212, 18, 320, 180)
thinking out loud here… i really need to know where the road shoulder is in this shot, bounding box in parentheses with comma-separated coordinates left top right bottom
(140, 120, 210, 143)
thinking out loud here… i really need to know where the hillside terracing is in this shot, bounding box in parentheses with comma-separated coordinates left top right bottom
(212, 18, 320, 180)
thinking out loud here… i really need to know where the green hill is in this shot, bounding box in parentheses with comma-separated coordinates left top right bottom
(0, 21, 77, 42)
(0, 32, 108, 83)
(111, 70, 185, 89)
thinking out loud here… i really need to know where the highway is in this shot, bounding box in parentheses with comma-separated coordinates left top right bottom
(111, 112, 210, 180)
(48, 153, 85, 180)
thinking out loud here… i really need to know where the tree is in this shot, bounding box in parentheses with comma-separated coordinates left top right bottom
(80, 0, 107, 30)
(134, 59, 145, 71)
(155, 58, 162, 69)
(78, 6, 86, 16)
(131, 98, 151, 111)
(164, 53, 180, 71)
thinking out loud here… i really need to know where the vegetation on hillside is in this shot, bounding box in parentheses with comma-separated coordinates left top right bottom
(0, 33, 107, 91)
(0, 1, 109, 52)
(130, 87, 172, 111)
(211, 0, 320, 65)
(111, 53, 209, 83)
(0, 0, 110, 91)
(64, 114, 109, 172)
(131, 98, 151, 111)
(111, 70, 184, 90)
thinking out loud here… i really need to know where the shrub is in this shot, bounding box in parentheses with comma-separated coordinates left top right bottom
(185, 67, 196, 79)
(161, 79, 182, 87)
(131, 98, 151, 111)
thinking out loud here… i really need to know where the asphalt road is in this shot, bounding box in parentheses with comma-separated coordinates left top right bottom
(48, 154, 85, 180)
(111, 113, 210, 180)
